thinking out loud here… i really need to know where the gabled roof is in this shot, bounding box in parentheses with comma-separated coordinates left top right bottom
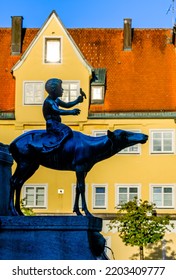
(1, 14, 176, 115)
(12, 11, 92, 73)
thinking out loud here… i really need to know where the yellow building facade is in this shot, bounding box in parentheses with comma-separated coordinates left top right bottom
(0, 11, 176, 259)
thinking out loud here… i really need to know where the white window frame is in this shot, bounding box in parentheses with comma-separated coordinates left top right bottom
(91, 85, 105, 104)
(72, 183, 88, 210)
(22, 184, 48, 208)
(150, 129, 175, 154)
(44, 37, 62, 64)
(61, 81, 80, 103)
(23, 81, 44, 105)
(92, 130, 107, 137)
(115, 184, 141, 207)
(92, 184, 108, 209)
(150, 184, 175, 209)
(119, 130, 141, 154)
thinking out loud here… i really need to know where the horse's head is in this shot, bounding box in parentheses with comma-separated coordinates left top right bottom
(107, 129, 148, 153)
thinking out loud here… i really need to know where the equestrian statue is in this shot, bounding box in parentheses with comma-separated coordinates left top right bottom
(9, 78, 148, 216)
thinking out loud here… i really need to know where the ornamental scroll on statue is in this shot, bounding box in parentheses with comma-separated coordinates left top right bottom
(8, 78, 148, 216)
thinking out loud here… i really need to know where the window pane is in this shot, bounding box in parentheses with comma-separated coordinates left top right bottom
(119, 194, 127, 204)
(24, 185, 46, 208)
(95, 187, 105, 207)
(163, 132, 172, 138)
(36, 187, 44, 206)
(163, 139, 172, 151)
(129, 193, 138, 201)
(70, 90, 77, 100)
(153, 132, 161, 138)
(164, 187, 172, 207)
(62, 82, 79, 102)
(164, 194, 172, 206)
(46, 40, 60, 63)
(153, 187, 162, 193)
(119, 187, 127, 193)
(91, 86, 103, 100)
(26, 187, 34, 206)
(129, 187, 137, 193)
(70, 84, 78, 90)
(96, 187, 105, 194)
(152, 186, 173, 207)
(118, 186, 138, 205)
(153, 139, 161, 151)
(24, 82, 44, 105)
(153, 194, 162, 206)
(152, 131, 173, 153)
(95, 194, 105, 206)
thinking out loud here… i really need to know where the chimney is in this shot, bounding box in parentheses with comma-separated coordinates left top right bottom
(123, 18, 132, 50)
(173, 24, 176, 47)
(11, 16, 23, 55)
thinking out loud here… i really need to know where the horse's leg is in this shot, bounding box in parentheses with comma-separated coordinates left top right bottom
(9, 174, 18, 216)
(73, 181, 82, 215)
(10, 161, 39, 215)
(76, 171, 92, 217)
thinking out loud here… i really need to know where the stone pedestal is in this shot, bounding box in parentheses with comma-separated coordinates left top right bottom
(0, 216, 108, 260)
(0, 143, 13, 215)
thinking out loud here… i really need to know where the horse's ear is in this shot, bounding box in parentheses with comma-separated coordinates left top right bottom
(107, 130, 114, 140)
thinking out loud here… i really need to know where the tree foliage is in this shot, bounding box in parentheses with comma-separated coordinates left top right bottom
(109, 198, 174, 259)
(20, 198, 35, 216)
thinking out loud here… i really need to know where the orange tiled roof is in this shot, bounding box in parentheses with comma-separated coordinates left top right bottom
(69, 28, 176, 113)
(0, 28, 38, 113)
(1, 26, 176, 114)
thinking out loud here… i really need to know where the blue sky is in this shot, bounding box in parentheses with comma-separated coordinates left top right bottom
(0, 0, 175, 28)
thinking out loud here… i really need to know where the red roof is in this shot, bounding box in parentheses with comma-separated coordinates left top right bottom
(69, 28, 176, 113)
(0, 28, 38, 113)
(1, 26, 176, 114)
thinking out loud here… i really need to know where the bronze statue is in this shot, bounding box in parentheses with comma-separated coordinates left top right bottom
(9, 129, 148, 216)
(42, 78, 84, 149)
(8, 78, 148, 216)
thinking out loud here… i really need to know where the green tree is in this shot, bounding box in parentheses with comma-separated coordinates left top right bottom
(109, 197, 174, 260)
(20, 198, 35, 216)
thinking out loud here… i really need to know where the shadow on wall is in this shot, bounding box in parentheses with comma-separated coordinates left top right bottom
(130, 239, 176, 260)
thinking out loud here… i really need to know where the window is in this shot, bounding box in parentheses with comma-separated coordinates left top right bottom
(151, 185, 174, 208)
(61, 81, 80, 102)
(23, 184, 47, 208)
(72, 184, 88, 209)
(116, 184, 140, 206)
(91, 85, 105, 103)
(92, 130, 107, 137)
(92, 184, 108, 208)
(150, 130, 175, 154)
(91, 68, 106, 104)
(44, 37, 61, 63)
(23, 81, 44, 105)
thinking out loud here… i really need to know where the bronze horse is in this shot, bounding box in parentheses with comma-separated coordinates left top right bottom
(9, 129, 148, 216)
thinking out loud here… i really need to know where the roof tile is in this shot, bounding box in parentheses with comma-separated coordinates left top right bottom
(1, 26, 176, 113)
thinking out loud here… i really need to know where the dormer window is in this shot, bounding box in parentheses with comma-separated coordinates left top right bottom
(91, 68, 106, 104)
(91, 85, 105, 103)
(44, 37, 61, 63)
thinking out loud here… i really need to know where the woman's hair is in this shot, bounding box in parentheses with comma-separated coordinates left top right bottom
(45, 78, 62, 94)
